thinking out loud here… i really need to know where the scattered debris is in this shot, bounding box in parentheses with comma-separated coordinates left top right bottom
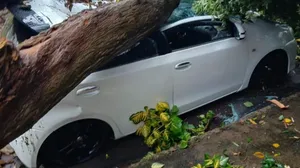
(265, 96, 279, 100)
(278, 115, 284, 121)
(274, 153, 280, 157)
(248, 119, 257, 125)
(232, 141, 239, 147)
(259, 120, 266, 125)
(272, 143, 280, 148)
(192, 154, 241, 168)
(253, 152, 265, 159)
(283, 118, 293, 128)
(291, 117, 295, 123)
(151, 162, 164, 168)
(243, 101, 254, 108)
(284, 118, 292, 124)
(232, 152, 242, 156)
(289, 136, 300, 139)
(294, 128, 300, 134)
(266, 99, 289, 109)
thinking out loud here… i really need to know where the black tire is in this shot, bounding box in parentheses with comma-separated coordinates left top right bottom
(249, 50, 288, 90)
(37, 120, 112, 167)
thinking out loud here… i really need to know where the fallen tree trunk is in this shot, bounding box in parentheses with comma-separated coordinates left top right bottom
(0, 0, 179, 148)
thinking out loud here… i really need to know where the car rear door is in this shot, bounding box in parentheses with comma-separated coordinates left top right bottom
(162, 20, 249, 113)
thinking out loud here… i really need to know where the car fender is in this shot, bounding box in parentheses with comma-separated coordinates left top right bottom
(239, 45, 291, 91)
(238, 19, 296, 90)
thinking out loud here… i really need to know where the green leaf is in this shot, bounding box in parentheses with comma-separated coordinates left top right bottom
(145, 136, 157, 147)
(278, 115, 284, 121)
(129, 111, 145, 124)
(183, 123, 195, 130)
(206, 110, 215, 119)
(163, 130, 169, 141)
(220, 156, 229, 166)
(141, 125, 151, 138)
(244, 101, 254, 107)
(155, 146, 162, 153)
(204, 158, 213, 166)
(178, 140, 188, 149)
(179, 131, 191, 141)
(170, 105, 179, 116)
(213, 158, 220, 168)
(150, 119, 160, 127)
(160, 112, 170, 123)
(199, 114, 205, 119)
(204, 154, 211, 160)
(169, 116, 183, 136)
(161, 140, 171, 150)
(153, 129, 161, 139)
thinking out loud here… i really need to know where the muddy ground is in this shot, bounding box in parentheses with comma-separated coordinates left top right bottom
(129, 93, 300, 168)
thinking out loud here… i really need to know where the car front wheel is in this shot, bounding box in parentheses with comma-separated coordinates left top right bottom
(37, 120, 112, 167)
(249, 50, 288, 90)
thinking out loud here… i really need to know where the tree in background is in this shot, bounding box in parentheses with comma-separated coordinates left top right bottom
(193, 0, 300, 37)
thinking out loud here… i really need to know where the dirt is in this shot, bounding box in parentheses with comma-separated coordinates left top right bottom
(129, 93, 300, 168)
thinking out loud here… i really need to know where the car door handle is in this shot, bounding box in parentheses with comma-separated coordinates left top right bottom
(175, 62, 191, 70)
(76, 86, 99, 97)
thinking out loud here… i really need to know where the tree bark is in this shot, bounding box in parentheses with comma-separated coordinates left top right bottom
(0, 0, 179, 148)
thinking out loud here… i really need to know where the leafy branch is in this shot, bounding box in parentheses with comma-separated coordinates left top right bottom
(129, 102, 215, 152)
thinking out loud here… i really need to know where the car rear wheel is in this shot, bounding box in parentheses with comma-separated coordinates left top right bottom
(37, 120, 112, 167)
(249, 50, 288, 90)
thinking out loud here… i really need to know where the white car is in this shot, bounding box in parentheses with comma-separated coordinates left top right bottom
(6, 1, 297, 168)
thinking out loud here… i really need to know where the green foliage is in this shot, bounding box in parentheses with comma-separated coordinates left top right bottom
(192, 0, 300, 37)
(167, 1, 196, 24)
(190, 110, 215, 135)
(261, 155, 284, 168)
(130, 102, 214, 152)
(243, 101, 254, 108)
(192, 154, 243, 168)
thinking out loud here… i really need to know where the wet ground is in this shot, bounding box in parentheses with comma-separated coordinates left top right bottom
(129, 93, 300, 168)
(72, 68, 300, 168)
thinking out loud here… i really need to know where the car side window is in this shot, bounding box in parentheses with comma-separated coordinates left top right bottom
(98, 37, 159, 71)
(163, 21, 234, 51)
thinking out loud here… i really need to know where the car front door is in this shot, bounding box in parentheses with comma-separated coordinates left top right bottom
(162, 20, 249, 113)
(73, 35, 175, 136)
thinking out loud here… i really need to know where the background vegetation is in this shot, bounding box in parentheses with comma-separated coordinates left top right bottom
(192, 0, 300, 37)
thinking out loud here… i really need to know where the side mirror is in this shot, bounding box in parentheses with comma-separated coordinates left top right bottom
(234, 23, 246, 40)
(229, 18, 246, 40)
